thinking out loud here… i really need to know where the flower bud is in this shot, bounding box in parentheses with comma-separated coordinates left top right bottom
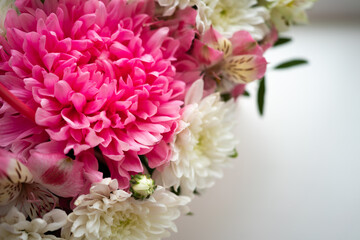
(130, 174, 157, 200)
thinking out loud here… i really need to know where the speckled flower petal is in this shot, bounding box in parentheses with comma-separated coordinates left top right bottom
(0, 149, 33, 206)
(221, 54, 267, 84)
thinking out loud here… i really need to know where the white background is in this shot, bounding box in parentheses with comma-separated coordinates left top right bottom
(171, 0, 360, 239)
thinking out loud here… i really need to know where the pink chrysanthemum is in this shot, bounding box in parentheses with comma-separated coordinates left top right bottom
(0, 0, 189, 187)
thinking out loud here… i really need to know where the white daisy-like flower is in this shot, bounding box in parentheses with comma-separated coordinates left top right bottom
(0, 0, 14, 35)
(61, 178, 190, 240)
(153, 79, 238, 198)
(0, 206, 67, 240)
(201, 0, 270, 40)
(262, 0, 315, 31)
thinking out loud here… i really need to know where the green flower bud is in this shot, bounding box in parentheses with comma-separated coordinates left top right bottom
(130, 174, 157, 200)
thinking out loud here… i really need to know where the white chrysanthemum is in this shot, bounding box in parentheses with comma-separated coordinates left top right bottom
(156, 0, 198, 16)
(201, 0, 270, 39)
(153, 80, 238, 198)
(62, 178, 190, 240)
(0, 0, 14, 35)
(263, 0, 315, 31)
(0, 207, 67, 240)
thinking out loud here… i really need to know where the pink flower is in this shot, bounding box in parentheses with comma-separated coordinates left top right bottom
(0, 0, 191, 188)
(27, 141, 102, 198)
(192, 27, 267, 96)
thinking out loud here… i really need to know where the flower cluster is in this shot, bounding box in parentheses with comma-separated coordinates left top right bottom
(0, 0, 315, 239)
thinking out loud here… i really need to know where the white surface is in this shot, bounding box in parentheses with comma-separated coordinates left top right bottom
(170, 20, 360, 240)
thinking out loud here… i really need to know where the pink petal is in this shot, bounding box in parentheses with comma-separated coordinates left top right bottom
(231, 30, 264, 56)
(202, 26, 223, 45)
(54, 80, 73, 105)
(61, 107, 90, 129)
(27, 141, 86, 198)
(110, 42, 133, 59)
(43, 72, 59, 92)
(135, 100, 157, 119)
(0, 115, 40, 147)
(121, 151, 143, 172)
(231, 84, 246, 99)
(45, 125, 70, 141)
(192, 39, 223, 66)
(36, 108, 62, 126)
(127, 127, 161, 146)
(45, 13, 64, 39)
(43, 52, 60, 71)
(146, 140, 171, 168)
(145, 27, 169, 52)
(70, 92, 87, 112)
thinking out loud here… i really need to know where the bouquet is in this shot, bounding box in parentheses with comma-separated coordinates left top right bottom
(0, 0, 315, 239)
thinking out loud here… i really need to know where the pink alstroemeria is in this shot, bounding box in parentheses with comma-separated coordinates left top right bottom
(260, 26, 279, 52)
(0, 149, 57, 219)
(192, 27, 267, 97)
(27, 141, 102, 198)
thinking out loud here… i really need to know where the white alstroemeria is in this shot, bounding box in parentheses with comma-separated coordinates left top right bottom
(62, 178, 190, 240)
(202, 0, 270, 40)
(153, 79, 238, 198)
(262, 0, 315, 31)
(0, 0, 14, 35)
(0, 206, 67, 240)
(0, 149, 58, 219)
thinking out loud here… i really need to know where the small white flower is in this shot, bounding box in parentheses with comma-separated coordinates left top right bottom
(0, 0, 14, 35)
(262, 0, 315, 31)
(0, 206, 67, 240)
(62, 178, 190, 240)
(153, 80, 238, 197)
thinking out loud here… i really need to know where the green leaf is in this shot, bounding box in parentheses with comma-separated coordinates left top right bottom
(170, 186, 181, 196)
(243, 90, 250, 97)
(257, 77, 266, 116)
(229, 148, 238, 158)
(220, 93, 232, 102)
(186, 212, 194, 216)
(274, 59, 308, 69)
(273, 37, 292, 47)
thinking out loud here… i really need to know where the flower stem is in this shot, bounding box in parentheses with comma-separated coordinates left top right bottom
(0, 82, 36, 122)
